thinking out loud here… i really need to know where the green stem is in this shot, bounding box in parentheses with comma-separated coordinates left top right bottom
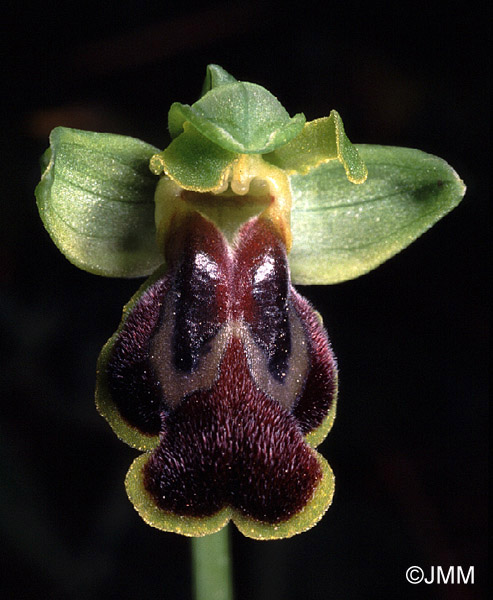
(191, 525, 233, 600)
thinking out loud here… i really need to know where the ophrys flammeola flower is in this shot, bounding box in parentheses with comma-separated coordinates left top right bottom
(36, 64, 465, 539)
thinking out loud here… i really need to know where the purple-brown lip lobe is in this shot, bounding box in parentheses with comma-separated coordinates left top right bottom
(106, 212, 337, 524)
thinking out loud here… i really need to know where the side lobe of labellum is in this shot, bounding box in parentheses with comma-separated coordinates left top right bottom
(103, 211, 337, 536)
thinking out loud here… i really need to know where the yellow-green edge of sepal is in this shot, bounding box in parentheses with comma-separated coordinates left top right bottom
(125, 451, 334, 540)
(95, 264, 167, 452)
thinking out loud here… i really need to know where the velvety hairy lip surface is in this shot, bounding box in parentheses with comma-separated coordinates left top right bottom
(103, 212, 337, 533)
(144, 337, 322, 522)
(105, 275, 169, 436)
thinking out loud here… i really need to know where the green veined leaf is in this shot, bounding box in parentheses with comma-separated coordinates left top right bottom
(266, 111, 368, 183)
(35, 127, 163, 278)
(168, 80, 305, 154)
(288, 145, 466, 284)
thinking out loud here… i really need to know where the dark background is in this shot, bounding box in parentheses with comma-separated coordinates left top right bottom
(1, 2, 488, 599)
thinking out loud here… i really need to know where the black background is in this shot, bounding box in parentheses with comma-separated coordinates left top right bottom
(1, 2, 488, 599)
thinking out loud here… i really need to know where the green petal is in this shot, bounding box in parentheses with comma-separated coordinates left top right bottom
(289, 145, 466, 284)
(168, 81, 305, 154)
(265, 111, 368, 183)
(35, 127, 163, 278)
(150, 123, 237, 192)
(200, 64, 238, 97)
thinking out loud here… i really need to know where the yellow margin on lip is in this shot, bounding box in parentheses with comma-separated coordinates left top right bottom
(125, 450, 334, 540)
(304, 375, 338, 449)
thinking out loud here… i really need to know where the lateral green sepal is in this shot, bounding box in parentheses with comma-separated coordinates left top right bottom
(288, 144, 466, 284)
(265, 111, 368, 183)
(35, 127, 163, 278)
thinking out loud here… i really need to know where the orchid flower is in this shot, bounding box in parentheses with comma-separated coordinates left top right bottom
(35, 65, 465, 541)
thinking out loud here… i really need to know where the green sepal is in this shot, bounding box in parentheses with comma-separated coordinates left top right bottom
(288, 145, 466, 285)
(150, 123, 238, 191)
(35, 127, 163, 278)
(200, 64, 238, 97)
(168, 77, 305, 154)
(265, 111, 368, 183)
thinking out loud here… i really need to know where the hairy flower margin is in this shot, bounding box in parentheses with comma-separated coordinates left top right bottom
(36, 65, 465, 540)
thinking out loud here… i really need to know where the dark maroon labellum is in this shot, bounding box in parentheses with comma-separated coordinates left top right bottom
(106, 212, 337, 525)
